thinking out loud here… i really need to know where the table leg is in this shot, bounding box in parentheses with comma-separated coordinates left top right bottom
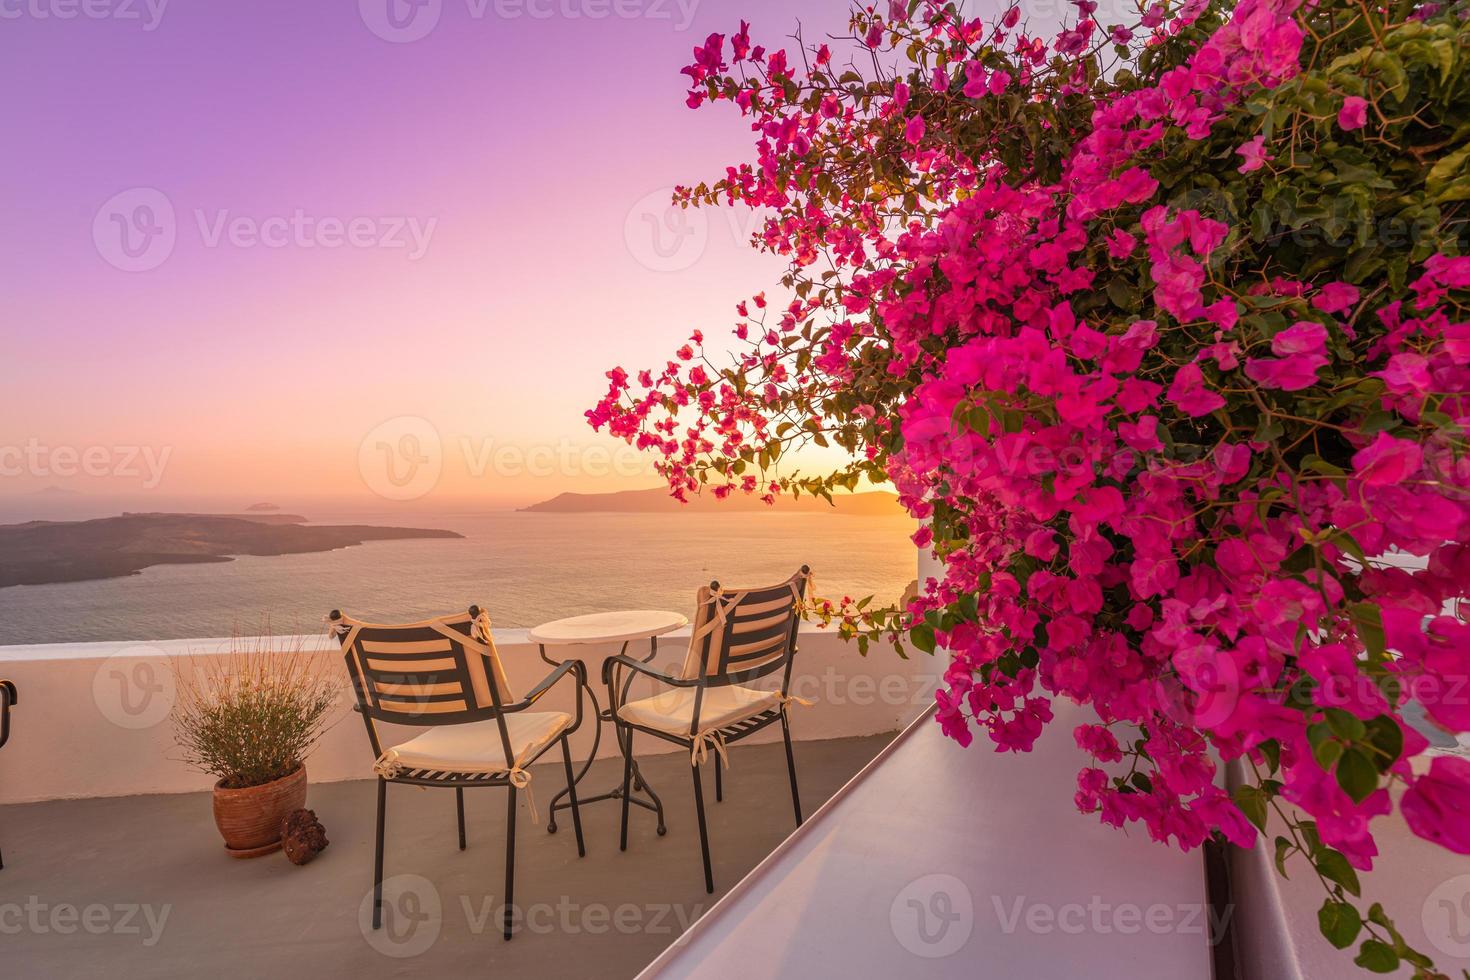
(544, 637, 667, 835)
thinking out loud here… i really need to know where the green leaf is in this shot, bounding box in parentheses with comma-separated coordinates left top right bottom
(1364, 714, 1405, 769)
(1336, 749, 1379, 804)
(1313, 737, 1344, 770)
(1318, 899, 1363, 949)
(1428, 144, 1470, 196)
(1234, 783, 1269, 832)
(1273, 836, 1294, 878)
(1353, 940, 1399, 973)
(1325, 708, 1367, 742)
(1349, 603, 1386, 658)
(1315, 848, 1362, 898)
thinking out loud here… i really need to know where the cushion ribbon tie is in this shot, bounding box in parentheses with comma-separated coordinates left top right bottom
(690, 729, 730, 768)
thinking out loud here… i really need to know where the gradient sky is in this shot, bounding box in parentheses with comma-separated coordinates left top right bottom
(2, 0, 873, 509)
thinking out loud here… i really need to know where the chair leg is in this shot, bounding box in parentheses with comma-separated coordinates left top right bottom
(619, 726, 634, 852)
(781, 709, 803, 826)
(714, 754, 723, 802)
(456, 786, 467, 851)
(560, 735, 585, 858)
(691, 760, 713, 894)
(503, 786, 517, 941)
(373, 777, 387, 930)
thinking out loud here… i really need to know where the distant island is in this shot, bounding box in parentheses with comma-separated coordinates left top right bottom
(244, 502, 281, 512)
(0, 513, 463, 588)
(521, 487, 907, 517)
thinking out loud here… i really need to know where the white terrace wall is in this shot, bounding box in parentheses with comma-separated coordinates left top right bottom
(0, 625, 941, 805)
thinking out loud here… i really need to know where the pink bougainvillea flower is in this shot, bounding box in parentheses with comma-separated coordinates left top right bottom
(1107, 229, 1137, 258)
(989, 70, 1012, 95)
(1312, 281, 1359, 314)
(1402, 757, 1470, 854)
(962, 60, 987, 98)
(1352, 431, 1423, 485)
(1244, 351, 1327, 390)
(1271, 320, 1328, 356)
(1167, 362, 1226, 416)
(1338, 96, 1368, 131)
(1376, 352, 1432, 395)
(1236, 134, 1271, 173)
(904, 114, 926, 145)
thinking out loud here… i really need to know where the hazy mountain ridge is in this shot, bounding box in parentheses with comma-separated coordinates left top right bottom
(0, 513, 462, 588)
(521, 487, 906, 516)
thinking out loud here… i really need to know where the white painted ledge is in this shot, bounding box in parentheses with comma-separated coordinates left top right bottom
(639, 699, 1211, 979)
(0, 624, 941, 805)
(1227, 759, 1470, 978)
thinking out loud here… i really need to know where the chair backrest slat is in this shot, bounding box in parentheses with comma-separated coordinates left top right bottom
(336, 611, 514, 726)
(679, 568, 808, 686)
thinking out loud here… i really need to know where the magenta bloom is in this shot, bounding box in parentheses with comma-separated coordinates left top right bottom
(1245, 352, 1326, 390)
(1271, 320, 1328, 356)
(1107, 229, 1137, 258)
(1312, 280, 1360, 314)
(1167, 362, 1226, 416)
(1338, 96, 1368, 131)
(1352, 431, 1422, 485)
(1236, 134, 1271, 173)
(904, 114, 926, 145)
(1402, 757, 1470, 854)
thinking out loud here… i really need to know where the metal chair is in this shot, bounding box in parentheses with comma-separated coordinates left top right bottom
(0, 679, 15, 870)
(331, 607, 587, 940)
(603, 567, 810, 893)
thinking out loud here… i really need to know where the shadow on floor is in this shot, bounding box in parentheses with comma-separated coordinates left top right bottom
(0, 732, 894, 979)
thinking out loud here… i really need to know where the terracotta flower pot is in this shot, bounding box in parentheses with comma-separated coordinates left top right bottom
(212, 765, 308, 858)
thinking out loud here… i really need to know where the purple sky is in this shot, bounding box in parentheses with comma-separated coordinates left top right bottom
(2, 0, 870, 507)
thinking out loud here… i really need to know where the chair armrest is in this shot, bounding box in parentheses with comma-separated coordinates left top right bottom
(601, 654, 694, 689)
(0, 679, 16, 750)
(512, 658, 584, 709)
(501, 660, 588, 734)
(602, 654, 696, 719)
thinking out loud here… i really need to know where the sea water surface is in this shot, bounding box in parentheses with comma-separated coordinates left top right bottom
(0, 509, 917, 646)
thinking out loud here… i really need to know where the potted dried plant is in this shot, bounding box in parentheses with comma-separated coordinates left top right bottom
(171, 635, 340, 858)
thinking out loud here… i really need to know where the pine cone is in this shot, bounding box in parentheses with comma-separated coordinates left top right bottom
(280, 808, 329, 866)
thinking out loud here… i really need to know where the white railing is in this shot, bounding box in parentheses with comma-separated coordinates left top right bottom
(0, 624, 941, 804)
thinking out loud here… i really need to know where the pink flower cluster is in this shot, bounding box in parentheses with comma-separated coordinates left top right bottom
(591, 0, 1470, 892)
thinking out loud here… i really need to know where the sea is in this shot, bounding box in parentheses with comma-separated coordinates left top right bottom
(0, 505, 918, 647)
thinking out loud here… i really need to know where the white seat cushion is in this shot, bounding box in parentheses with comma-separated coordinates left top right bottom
(381, 712, 572, 775)
(618, 685, 780, 737)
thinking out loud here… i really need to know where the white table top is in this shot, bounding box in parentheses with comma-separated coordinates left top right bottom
(528, 609, 688, 646)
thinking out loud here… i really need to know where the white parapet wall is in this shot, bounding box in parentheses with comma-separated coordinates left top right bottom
(0, 624, 941, 805)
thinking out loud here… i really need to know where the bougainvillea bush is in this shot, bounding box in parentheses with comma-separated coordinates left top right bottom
(589, 0, 1470, 973)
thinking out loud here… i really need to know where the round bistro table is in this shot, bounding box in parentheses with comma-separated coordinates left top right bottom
(529, 610, 688, 836)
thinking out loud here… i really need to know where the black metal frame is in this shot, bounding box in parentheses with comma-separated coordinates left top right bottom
(541, 635, 668, 837)
(331, 608, 588, 941)
(0, 679, 14, 871)
(603, 567, 808, 893)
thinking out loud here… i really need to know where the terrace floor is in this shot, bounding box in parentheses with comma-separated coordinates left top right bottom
(0, 732, 893, 979)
